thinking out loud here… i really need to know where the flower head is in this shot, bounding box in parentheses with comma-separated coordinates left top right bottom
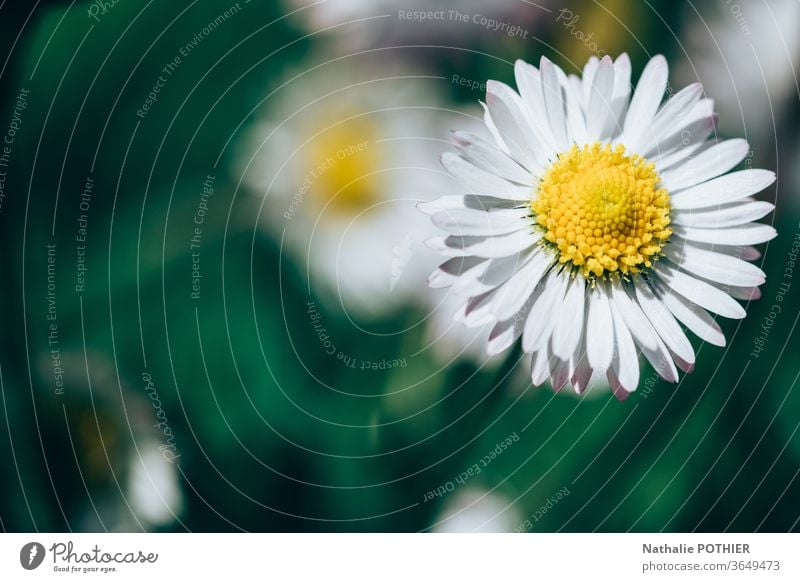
(237, 58, 460, 315)
(421, 54, 776, 399)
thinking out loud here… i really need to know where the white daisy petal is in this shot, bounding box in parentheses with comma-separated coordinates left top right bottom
(491, 252, 551, 321)
(431, 208, 528, 236)
(672, 200, 774, 228)
(613, 291, 680, 383)
(659, 287, 726, 347)
(622, 54, 668, 145)
(637, 327, 680, 383)
(581, 56, 600, 111)
(565, 75, 589, 145)
(610, 282, 659, 351)
(586, 286, 614, 372)
(487, 297, 532, 356)
(669, 94, 716, 135)
(540, 56, 569, 152)
(670, 169, 776, 209)
(450, 256, 504, 296)
(634, 284, 695, 365)
(451, 132, 533, 185)
(741, 247, 762, 261)
(654, 138, 710, 173)
(480, 101, 510, 155)
(609, 300, 640, 393)
(427, 229, 540, 258)
(460, 252, 545, 318)
(654, 263, 746, 319)
(661, 138, 750, 191)
(673, 353, 695, 374)
(514, 59, 542, 112)
(571, 353, 594, 394)
(638, 83, 703, 156)
(564, 320, 590, 393)
(461, 290, 499, 328)
(514, 60, 557, 154)
(530, 344, 551, 387)
(486, 321, 516, 357)
(522, 270, 566, 352)
(460, 229, 541, 258)
(428, 256, 486, 288)
(687, 241, 761, 261)
(639, 112, 717, 159)
(550, 356, 572, 392)
(586, 55, 615, 140)
(608, 370, 632, 401)
(457, 251, 535, 296)
(672, 224, 777, 246)
(609, 53, 632, 135)
(485, 81, 544, 172)
(418, 193, 519, 216)
(664, 244, 765, 287)
(714, 284, 761, 301)
(650, 99, 716, 170)
(440, 152, 533, 201)
(479, 251, 533, 283)
(425, 235, 462, 257)
(551, 275, 587, 360)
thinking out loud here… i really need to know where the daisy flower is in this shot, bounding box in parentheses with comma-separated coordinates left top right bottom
(237, 58, 462, 315)
(420, 54, 776, 399)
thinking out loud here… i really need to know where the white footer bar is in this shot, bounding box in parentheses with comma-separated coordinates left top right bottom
(1, 534, 797, 580)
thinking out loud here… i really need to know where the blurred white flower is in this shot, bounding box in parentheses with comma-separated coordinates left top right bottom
(287, 0, 546, 50)
(236, 57, 466, 315)
(36, 351, 185, 531)
(678, 0, 800, 145)
(127, 441, 184, 528)
(432, 488, 522, 532)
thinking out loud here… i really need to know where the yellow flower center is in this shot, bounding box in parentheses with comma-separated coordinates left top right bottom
(307, 114, 381, 215)
(531, 142, 671, 279)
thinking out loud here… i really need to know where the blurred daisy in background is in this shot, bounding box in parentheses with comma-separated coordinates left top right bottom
(678, 0, 800, 148)
(38, 352, 184, 531)
(126, 440, 184, 529)
(432, 488, 522, 532)
(421, 53, 776, 400)
(236, 57, 467, 316)
(286, 0, 547, 51)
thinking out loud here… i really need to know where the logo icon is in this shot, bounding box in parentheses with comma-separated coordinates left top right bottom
(20, 542, 45, 570)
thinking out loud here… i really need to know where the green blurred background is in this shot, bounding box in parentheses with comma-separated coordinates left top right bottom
(0, 0, 798, 532)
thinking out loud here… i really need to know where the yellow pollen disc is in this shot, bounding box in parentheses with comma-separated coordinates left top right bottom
(531, 142, 672, 279)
